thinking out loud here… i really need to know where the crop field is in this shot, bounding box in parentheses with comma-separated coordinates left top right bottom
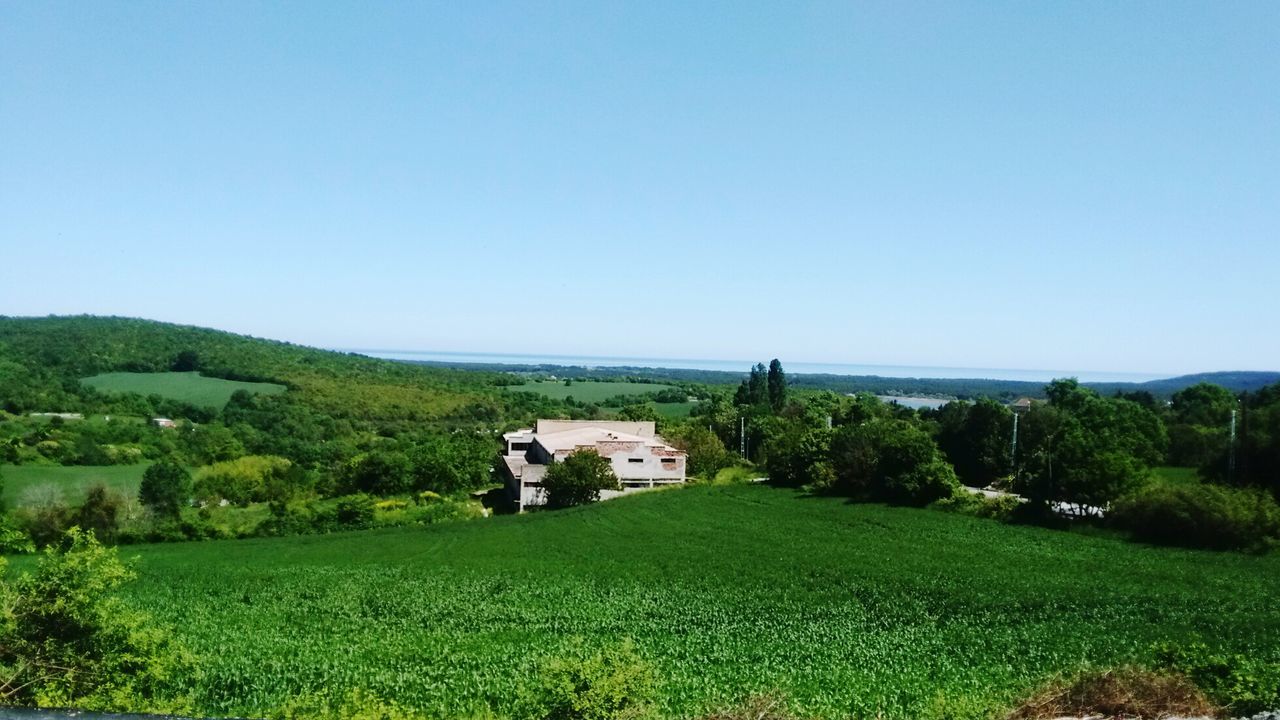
(106, 484, 1280, 719)
(1, 463, 150, 506)
(506, 380, 677, 402)
(81, 371, 287, 409)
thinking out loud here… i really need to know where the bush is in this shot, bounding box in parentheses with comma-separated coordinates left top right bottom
(1110, 482, 1280, 551)
(270, 687, 425, 720)
(524, 638, 657, 720)
(74, 483, 123, 544)
(931, 491, 1022, 521)
(193, 455, 293, 506)
(15, 497, 71, 549)
(1155, 642, 1280, 715)
(335, 494, 376, 526)
(0, 528, 193, 712)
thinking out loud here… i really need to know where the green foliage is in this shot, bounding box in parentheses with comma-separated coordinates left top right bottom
(542, 449, 620, 509)
(524, 638, 657, 720)
(1014, 382, 1162, 513)
(1110, 482, 1280, 551)
(767, 359, 787, 413)
(193, 455, 293, 506)
(139, 461, 191, 519)
(74, 483, 123, 544)
(931, 491, 1022, 521)
(270, 687, 427, 720)
(335, 494, 376, 526)
(829, 420, 959, 505)
(0, 528, 192, 712)
(338, 449, 413, 496)
(663, 424, 732, 479)
(764, 426, 832, 489)
(106, 484, 1280, 719)
(929, 398, 1013, 486)
(1155, 642, 1280, 715)
(407, 433, 495, 495)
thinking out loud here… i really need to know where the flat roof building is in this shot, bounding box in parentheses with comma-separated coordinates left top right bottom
(500, 420, 686, 512)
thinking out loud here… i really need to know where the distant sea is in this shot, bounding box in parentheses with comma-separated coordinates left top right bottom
(351, 350, 1170, 384)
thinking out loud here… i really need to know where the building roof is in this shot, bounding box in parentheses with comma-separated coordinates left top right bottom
(534, 419, 656, 437)
(533, 427, 670, 454)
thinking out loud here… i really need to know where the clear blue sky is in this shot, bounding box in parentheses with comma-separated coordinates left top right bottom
(2, 1, 1276, 375)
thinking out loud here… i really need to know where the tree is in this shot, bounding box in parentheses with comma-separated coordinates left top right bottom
(337, 448, 413, 496)
(408, 434, 494, 495)
(0, 528, 192, 711)
(767, 359, 787, 412)
(75, 484, 122, 544)
(542, 449, 620, 509)
(171, 349, 200, 372)
(664, 424, 731, 479)
(746, 363, 768, 406)
(829, 419, 958, 505)
(138, 461, 191, 519)
(932, 398, 1014, 486)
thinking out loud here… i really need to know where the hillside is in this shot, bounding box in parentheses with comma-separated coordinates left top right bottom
(104, 484, 1280, 719)
(0, 315, 516, 422)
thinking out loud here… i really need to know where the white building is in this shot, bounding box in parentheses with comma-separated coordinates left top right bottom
(500, 420, 686, 511)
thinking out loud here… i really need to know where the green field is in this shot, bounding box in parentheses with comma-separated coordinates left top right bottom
(81, 371, 287, 409)
(1, 463, 150, 506)
(1151, 465, 1201, 486)
(508, 380, 677, 402)
(103, 484, 1280, 719)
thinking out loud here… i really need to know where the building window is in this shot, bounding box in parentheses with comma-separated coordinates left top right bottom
(661, 458, 677, 467)
(628, 458, 644, 464)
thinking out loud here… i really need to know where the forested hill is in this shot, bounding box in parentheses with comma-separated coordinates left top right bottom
(1129, 371, 1280, 395)
(0, 315, 542, 426)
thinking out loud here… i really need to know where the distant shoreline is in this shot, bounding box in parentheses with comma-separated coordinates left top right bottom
(347, 349, 1170, 384)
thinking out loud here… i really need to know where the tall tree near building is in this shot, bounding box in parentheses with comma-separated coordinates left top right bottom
(767, 359, 787, 412)
(746, 363, 768, 406)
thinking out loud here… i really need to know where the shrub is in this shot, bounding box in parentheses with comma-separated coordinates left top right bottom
(524, 638, 657, 720)
(335, 494, 376, 526)
(1006, 666, 1215, 720)
(375, 499, 410, 512)
(15, 497, 71, 549)
(0, 528, 193, 712)
(1110, 482, 1280, 551)
(74, 483, 123, 544)
(1155, 642, 1280, 715)
(193, 455, 293, 506)
(270, 687, 424, 720)
(931, 491, 1022, 521)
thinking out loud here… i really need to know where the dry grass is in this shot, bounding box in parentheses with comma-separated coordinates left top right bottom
(1007, 667, 1219, 719)
(698, 695, 809, 720)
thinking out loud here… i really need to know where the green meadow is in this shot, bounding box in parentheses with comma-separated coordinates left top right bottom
(508, 380, 678, 402)
(81, 371, 287, 409)
(103, 484, 1280, 719)
(1, 463, 150, 506)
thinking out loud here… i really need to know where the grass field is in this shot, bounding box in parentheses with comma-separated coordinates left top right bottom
(1151, 466, 1201, 486)
(1, 463, 150, 506)
(97, 484, 1280, 719)
(81, 371, 287, 409)
(507, 380, 677, 402)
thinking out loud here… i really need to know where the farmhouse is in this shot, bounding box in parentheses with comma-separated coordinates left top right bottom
(500, 420, 686, 511)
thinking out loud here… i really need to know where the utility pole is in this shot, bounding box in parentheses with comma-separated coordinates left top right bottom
(1010, 412, 1019, 470)
(739, 415, 746, 457)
